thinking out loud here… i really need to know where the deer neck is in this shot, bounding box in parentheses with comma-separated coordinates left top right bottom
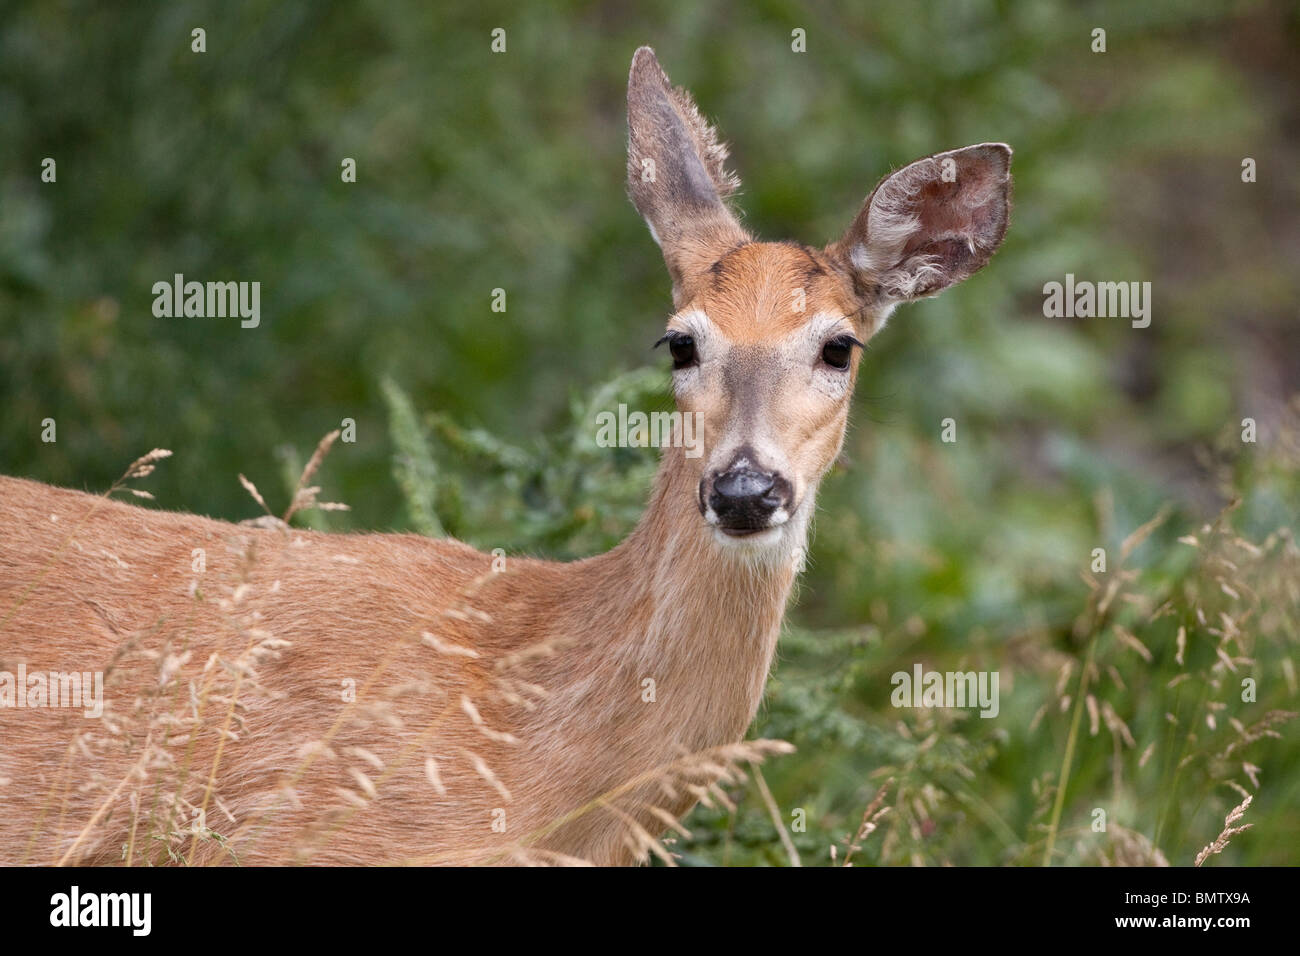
(553, 446, 807, 751)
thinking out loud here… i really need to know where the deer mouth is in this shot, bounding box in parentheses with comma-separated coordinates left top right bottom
(719, 526, 765, 537)
(708, 498, 796, 543)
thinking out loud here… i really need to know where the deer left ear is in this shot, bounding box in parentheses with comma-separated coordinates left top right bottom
(828, 143, 1012, 307)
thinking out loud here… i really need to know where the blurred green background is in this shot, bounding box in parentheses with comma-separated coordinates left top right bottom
(2, 0, 1297, 864)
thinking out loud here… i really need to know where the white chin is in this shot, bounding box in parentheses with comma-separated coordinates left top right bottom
(711, 526, 785, 549)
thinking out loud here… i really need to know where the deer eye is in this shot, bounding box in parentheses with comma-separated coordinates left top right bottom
(669, 336, 696, 368)
(821, 335, 860, 370)
(656, 333, 697, 369)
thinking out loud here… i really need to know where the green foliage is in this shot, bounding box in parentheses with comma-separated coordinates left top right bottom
(381, 376, 444, 537)
(385, 370, 1300, 866)
(384, 367, 666, 557)
(3, 0, 1297, 865)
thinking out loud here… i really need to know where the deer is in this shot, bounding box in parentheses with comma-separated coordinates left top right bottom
(0, 47, 1011, 866)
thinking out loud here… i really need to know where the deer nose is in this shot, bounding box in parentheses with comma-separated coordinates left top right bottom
(714, 468, 775, 501)
(705, 465, 792, 533)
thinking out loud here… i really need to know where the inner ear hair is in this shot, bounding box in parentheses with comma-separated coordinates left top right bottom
(829, 143, 1012, 305)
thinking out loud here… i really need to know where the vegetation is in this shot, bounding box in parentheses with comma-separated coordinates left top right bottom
(2, 0, 1296, 864)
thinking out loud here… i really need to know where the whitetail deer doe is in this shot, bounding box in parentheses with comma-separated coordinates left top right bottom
(0, 47, 1010, 865)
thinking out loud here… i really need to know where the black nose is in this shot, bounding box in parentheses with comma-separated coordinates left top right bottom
(715, 468, 775, 501)
(706, 466, 792, 533)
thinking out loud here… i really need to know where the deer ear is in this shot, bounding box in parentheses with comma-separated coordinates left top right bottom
(627, 47, 748, 300)
(828, 143, 1011, 307)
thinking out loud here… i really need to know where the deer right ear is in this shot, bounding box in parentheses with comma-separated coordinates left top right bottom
(827, 143, 1012, 313)
(626, 47, 749, 303)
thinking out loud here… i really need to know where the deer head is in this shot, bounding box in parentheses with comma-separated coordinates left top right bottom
(627, 47, 1011, 556)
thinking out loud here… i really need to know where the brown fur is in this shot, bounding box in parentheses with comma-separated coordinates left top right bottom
(0, 47, 1010, 866)
(0, 458, 788, 865)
